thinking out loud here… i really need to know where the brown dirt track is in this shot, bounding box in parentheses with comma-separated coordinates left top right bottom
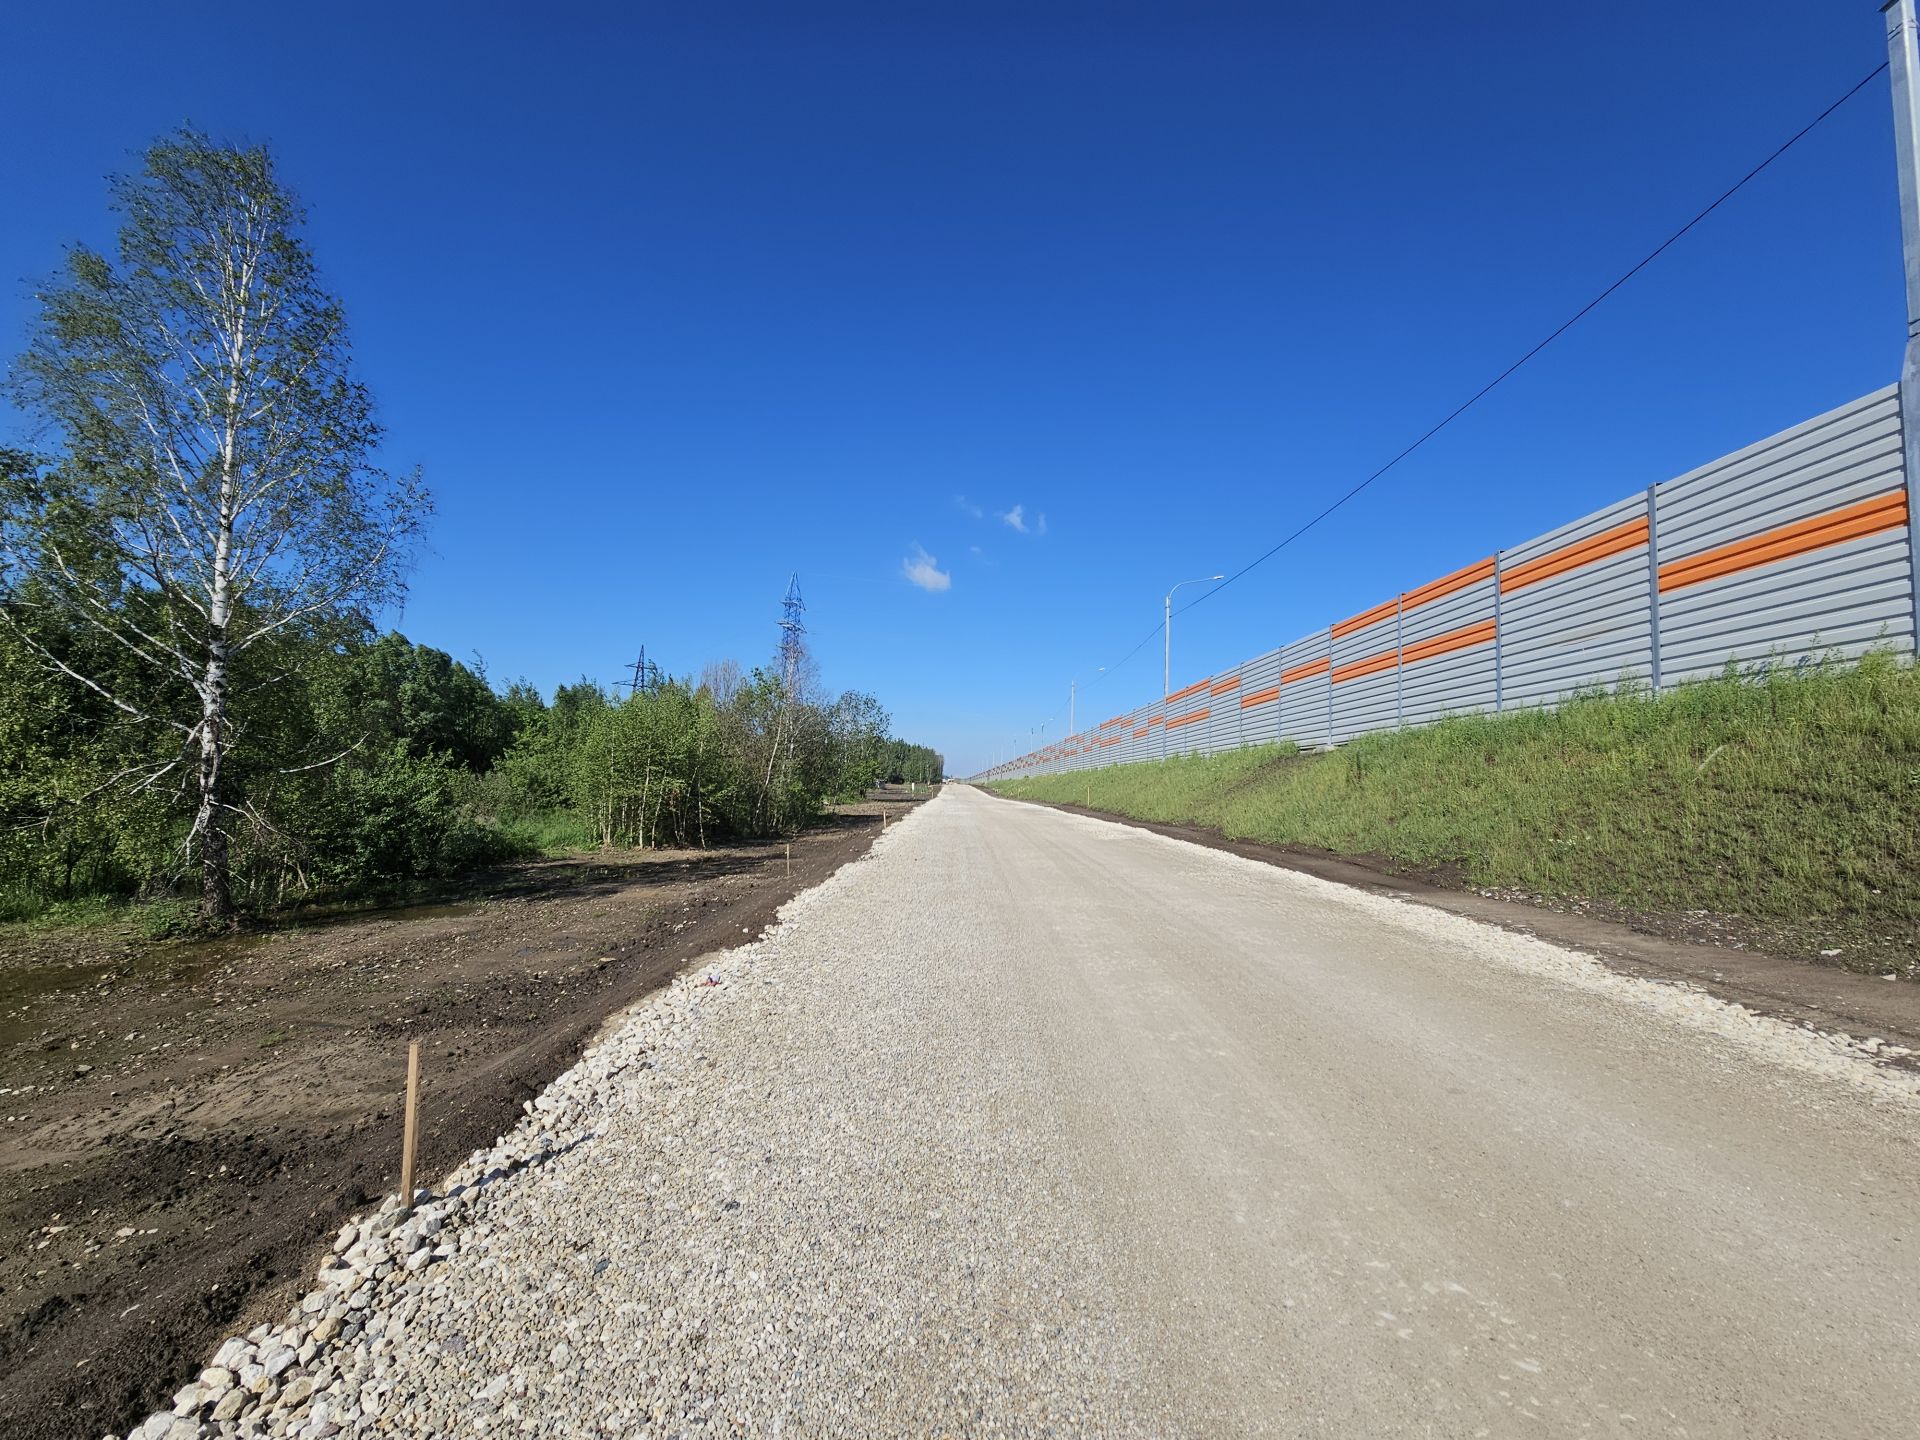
(0, 793, 926, 1440)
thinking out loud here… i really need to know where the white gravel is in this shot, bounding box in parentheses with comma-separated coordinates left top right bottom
(113, 787, 1920, 1440)
(115, 796, 1175, 1440)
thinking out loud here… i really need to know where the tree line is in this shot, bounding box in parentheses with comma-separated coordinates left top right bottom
(0, 131, 941, 927)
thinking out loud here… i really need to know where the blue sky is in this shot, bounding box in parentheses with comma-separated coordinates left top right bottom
(0, 2, 1905, 775)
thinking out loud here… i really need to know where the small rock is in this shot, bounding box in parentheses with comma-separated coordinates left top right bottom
(279, 1375, 316, 1409)
(210, 1387, 249, 1423)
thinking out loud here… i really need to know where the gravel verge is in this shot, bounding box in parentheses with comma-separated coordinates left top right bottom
(109, 794, 1174, 1440)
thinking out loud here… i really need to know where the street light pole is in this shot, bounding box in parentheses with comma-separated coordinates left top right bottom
(1886, 0, 1920, 647)
(1163, 575, 1226, 698)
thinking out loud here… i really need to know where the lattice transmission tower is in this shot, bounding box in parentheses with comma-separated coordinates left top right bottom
(777, 574, 807, 695)
(623, 645, 661, 696)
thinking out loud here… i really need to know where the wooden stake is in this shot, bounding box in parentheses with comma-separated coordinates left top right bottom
(399, 1039, 421, 1212)
(785, 841, 791, 876)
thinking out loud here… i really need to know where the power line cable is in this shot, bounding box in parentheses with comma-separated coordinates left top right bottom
(1076, 61, 1889, 708)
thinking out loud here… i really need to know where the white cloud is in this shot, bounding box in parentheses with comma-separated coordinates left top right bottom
(902, 543, 951, 592)
(999, 504, 1027, 533)
(954, 495, 984, 519)
(1037, 512, 1049, 536)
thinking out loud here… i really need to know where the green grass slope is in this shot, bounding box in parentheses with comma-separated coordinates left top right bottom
(989, 655, 1920, 974)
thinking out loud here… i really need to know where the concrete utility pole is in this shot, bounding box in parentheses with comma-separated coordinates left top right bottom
(1162, 576, 1224, 699)
(1887, 1, 1920, 640)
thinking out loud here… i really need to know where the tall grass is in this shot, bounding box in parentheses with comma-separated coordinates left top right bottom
(992, 655, 1920, 969)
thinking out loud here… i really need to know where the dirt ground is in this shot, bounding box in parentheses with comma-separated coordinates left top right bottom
(0, 790, 932, 1440)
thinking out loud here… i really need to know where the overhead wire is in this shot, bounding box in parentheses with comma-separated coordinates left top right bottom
(1067, 60, 1890, 718)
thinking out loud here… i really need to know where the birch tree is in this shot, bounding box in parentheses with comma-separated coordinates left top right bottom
(2, 131, 427, 923)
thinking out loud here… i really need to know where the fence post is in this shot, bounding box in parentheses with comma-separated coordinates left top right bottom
(1887, 0, 1920, 652)
(1274, 654, 1282, 747)
(399, 1040, 421, 1213)
(1325, 629, 1335, 746)
(1394, 595, 1405, 729)
(1646, 484, 1664, 691)
(1493, 553, 1505, 712)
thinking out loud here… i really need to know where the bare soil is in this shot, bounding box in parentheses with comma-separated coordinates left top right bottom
(0, 791, 931, 1440)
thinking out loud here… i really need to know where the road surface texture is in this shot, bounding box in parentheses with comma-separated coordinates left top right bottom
(144, 785, 1920, 1439)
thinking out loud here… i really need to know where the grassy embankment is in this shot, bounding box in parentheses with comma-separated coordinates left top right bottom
(990, 655, 1920, 974)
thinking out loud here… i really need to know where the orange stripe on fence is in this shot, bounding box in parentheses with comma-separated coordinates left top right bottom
(1240, 685, 1280, 709)
(1166, 678, 1211, 704)
(1332, 597, 1397, 638)
(1400, 617, 1496, 665)
(1099, 735, 1124, 746)
(1500, 516, 1648, 592)
(1401, 555, 1496, 612)
(1132, 726, 1150, 738)
(1332, 648, 1398, 684)
(1657, 490, 1909, 592)
(1282, 655, 1331, 683)
(1166, 708, 1211, 730)
(1209, 676, 1241, 696)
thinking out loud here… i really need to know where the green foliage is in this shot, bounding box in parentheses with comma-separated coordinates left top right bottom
(0, 131, 941, 923)
(486, 668, 938, 850)
(3, 129, 428, 922)
(0, 596, 942, 913)
(299, 743, 517, 889)
(138, 898, 202, 941)
(991, 656, 1920, 970)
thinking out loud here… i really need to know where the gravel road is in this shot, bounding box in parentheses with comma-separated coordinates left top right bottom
(126, 785, 1920, 1439)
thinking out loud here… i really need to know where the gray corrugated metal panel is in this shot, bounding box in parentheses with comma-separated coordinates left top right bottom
(1241, 693, 1281, 747)
(1654, 389, 1900, 551)
(1499, 586, 1650, 665)
(1499, 548, 1652, 708)
(1400, 639, 1497, 696)
(1501, 492, 1646, 565)
(1244, 646, 1284, 679)
(1658, 437, 1903, 561)
(1203, 668, 1243, 755)
(1501, 640, 1653, 709)
(1276, 677, 1330, 749)
(1278, 646, 1331, 681)
(1400, 691, 1495, 731)
(1499, 547, 1648, 626)
(1332, 670, 1397, 741)
(1332, 612, 1397, 663)
(1399, 646, 1497, 725)
(1237, 648, 1283, 747)
(1400, 683, 1496, 730)
(1400, 576, 1495, 644)
(1658, 530, 1915, 683)
(1276, 629, 1333, 748)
